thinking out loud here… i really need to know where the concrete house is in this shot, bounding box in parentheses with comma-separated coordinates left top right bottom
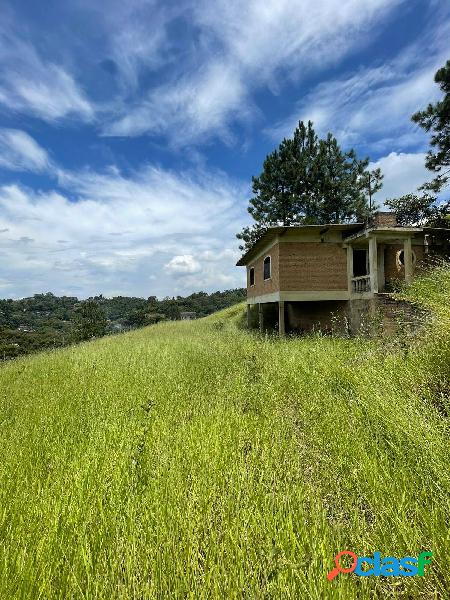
(237, 213, 450, 335)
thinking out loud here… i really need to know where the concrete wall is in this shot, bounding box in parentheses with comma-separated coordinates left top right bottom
(285, 296, 423, 336)
(247, 296, 423, 336)
(346, 298, 375, 333)
(347, 295, 424, 335)
(286, 300, 348, 333)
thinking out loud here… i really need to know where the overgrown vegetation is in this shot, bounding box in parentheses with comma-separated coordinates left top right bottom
(0, 268, 449, 598)
(0, 288, 246, 360)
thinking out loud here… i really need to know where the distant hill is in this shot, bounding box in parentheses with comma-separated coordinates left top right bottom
(0, 288, 246, 360)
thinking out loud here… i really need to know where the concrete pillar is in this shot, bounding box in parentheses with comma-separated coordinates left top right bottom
(368, 235, 378, 294)
(404, 237, 413, 284)
(377, 244, 385, 292)
(246, 304, 251, 328)
(278, 301, 285, 336)
(346, 245, 353, 295)
(258, 303, 264, 334)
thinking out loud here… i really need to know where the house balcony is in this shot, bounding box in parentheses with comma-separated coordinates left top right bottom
(351, 275, 371, 294)
(346, 229, 416, 298)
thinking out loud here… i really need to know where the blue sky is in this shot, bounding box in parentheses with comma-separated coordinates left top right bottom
(0, 0, 448, 298)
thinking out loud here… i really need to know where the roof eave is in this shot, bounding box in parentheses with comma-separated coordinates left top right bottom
(236, 223, 365, 266)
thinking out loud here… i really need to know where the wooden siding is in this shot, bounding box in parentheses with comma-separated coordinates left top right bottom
(278, 242, 348, 291)
(247, 243, 279, 297)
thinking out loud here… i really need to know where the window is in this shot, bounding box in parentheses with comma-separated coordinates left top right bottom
(353, 249, 368, 277)
(249, 267, 255, 286)
(263, 256, 271, 280)
(397, 249, 416, 268)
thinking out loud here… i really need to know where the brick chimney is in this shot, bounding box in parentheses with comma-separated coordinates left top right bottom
(373, 211, 397, 227)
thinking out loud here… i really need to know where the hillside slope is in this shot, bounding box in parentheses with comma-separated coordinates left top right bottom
(0, 269, 449, 599)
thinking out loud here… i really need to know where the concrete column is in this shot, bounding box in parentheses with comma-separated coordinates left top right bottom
(404, 237, 413, 284)
(346, 245, 353, 295)
(368, 235, 378, 294)
(258, 303, 264, 334)
(377, 244, 385, 292)
(246, 304, 251, 328)
(278, 301, 285, 336)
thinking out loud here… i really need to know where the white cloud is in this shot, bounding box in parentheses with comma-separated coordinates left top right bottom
(370, 152, 429, 206)
(105, 0, 407, 143)
(194, 0, 401, 76)
(200, 248, 237, 262)
(106, 62, 251, 144)
(0, 165, 248, 298)
(0, 129, 51, 172)
(164, 255, 201, 275)
(0, 0, 445, 153)
(69, 0, 184, 93)
(268, 18, 450, 155)
(0, 24, 94, 122)
(100, 2, 177, 90)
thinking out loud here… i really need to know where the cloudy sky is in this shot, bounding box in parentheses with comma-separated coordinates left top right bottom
(0, 0, 448, 299)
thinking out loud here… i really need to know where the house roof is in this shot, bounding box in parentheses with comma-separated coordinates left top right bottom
(344, 226, 421, 243)
(235, 223, 364, 266)
(236, 223, 450, 266)
(342, 225, 450, 243)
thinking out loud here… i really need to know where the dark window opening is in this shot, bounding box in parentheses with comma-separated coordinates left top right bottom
(397, 249, 416, 267)
(263, 256, 271, 280)
(249, 267, 255, 286)
(353, 249, 368, 277)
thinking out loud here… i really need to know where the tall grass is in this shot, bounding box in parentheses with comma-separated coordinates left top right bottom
(0, 268, 449, 599)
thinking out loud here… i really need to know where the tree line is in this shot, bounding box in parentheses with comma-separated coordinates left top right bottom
(0, 288, 246, 361)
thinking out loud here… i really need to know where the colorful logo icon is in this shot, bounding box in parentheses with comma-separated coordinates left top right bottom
(327, 550, 432, 580)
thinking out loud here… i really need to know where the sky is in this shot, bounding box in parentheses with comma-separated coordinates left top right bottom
(0, 0, 448, 299)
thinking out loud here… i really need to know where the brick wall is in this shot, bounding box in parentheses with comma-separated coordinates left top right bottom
(278, 242, 348, 291)
(384, 244, 424, 284)
(247, 243, 279, 297)
(374, 212, 397, 227)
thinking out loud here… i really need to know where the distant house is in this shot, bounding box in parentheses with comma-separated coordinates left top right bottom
(180, 311, 197, 320)
(236, 212, 450, 335)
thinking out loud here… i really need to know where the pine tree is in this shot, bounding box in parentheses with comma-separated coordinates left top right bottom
(359, 168, 384, 213)
(412, 59, 450, 194)
(385, 193, 449, 227)
(237, 122, 379, 251)
(386, 59, 450, 226)
(309, 136, 372, 223)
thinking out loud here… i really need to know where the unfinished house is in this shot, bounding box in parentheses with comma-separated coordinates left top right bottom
(236, 213, 450, 335)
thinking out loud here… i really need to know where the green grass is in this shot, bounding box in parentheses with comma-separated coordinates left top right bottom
(1, 269, 449, 599)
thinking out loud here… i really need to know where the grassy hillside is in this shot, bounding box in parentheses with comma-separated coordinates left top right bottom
(0, 269, 449, 599)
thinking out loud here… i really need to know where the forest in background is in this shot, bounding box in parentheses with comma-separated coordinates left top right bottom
(0, 288, 246, 360)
